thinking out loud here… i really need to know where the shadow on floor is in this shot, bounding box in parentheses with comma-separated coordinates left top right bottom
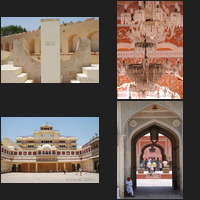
(124, 186, 183, 199)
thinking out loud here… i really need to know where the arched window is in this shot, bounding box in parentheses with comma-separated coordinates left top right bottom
(5, 42, 9, 51)
(29, 39, 35, 53)
(87, 31, 99, 52)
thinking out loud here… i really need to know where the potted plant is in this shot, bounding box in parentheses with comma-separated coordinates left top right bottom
(163, 164, 170, 173)
(138, 164, 144, 173)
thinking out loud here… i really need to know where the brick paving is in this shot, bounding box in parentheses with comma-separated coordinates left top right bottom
(1, 172, 99, 183)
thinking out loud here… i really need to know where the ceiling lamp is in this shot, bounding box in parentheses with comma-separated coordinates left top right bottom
(121, 1, 183, 43)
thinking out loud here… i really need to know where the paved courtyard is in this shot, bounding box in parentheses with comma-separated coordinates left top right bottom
(123, 179, 183, 199)
(1, 172, 99, 183)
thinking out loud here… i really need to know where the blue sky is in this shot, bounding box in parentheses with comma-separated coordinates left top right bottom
(1, 17, 99, 31)
(1, 117, 99, 147)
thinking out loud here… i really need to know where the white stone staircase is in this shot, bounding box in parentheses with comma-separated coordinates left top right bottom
(71, 64, 99, 83)
(1, 61, 33, 83)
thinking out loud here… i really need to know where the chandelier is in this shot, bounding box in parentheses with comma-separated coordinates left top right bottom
(121, 1, 183, 43)
(118, 1, 182, 99)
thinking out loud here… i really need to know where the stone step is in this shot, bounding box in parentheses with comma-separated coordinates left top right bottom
(82, 66, 99, 82)
(146, 173, 161, 179)
(1, 65, 22, 76)
(24, 79, 33, 83)
(8, 61, 14, 65)
(1, 65, 23, 83)
(77, 73, 89, 83)
(16, 73, 28, 83)
(70, 80, 80, 83)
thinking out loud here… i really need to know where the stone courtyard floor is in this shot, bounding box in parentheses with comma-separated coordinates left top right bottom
(1, 172, 99, 183)
(123, 179, 183, 199)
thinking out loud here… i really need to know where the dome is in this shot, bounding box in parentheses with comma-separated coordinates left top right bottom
(41, 144, 52, 149)
(8, 146, 15, 150)
(36, 144, 57, 151)
(40, 123, 53, 130)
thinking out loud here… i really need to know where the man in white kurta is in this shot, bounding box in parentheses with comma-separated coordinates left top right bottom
(126, 177, 134, 197)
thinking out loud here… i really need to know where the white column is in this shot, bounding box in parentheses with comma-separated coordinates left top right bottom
(41, 19, 60, 83)
(118, 134, 126, 199)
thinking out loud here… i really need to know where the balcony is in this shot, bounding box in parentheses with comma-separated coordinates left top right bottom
(36, 155, 58, 161)
(92, 148, 99, 156)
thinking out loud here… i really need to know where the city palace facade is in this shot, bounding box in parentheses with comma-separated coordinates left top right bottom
(1, 123, 99, 173)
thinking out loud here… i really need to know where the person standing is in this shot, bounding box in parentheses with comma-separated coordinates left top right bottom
(126, 177, 134, 197)
(150, 163, 154, 176)
(159, 160, 162, 171)
(79, 167, 82, 176)
(156, 158, 160, 169)
(152, 161, 157, 173)
(142, 158, 145, 168)
(145, 158, 148, 170)
(147, 160, 151, 173)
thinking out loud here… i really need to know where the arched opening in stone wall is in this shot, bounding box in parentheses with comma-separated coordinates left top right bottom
(72, 163, 76, 172)
(130, 122, 181, 194)
(18, 164, 21, 172)
(87, 31, 99, 52)
(139, 141, 167, 165)
(5, 42, 9, 51)
(29, 39, 35, 53)
(12, 164, 16, 172)
(68, 34, 79, 53)
(77, 163, 81, 170)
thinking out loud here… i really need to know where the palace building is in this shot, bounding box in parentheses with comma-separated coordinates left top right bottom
(1, 123, 99, 173)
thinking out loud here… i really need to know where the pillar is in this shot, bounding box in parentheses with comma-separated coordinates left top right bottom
(28, 163, 30, 172)
(35, 163, 38, 173)
(118, 134, 126, 199)
(56, 163, 58, 171)
(41, 19, 60, 83)
(64, 163, 66, 171)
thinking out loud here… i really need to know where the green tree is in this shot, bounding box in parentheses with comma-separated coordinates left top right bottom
(1, 25, 27, 36)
